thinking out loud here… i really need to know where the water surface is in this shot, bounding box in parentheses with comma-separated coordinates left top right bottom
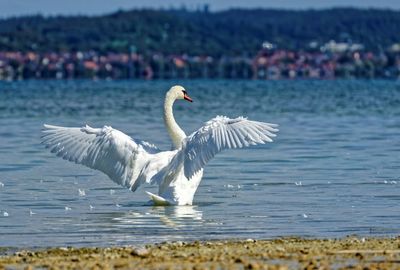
(0, 80, 399, 247)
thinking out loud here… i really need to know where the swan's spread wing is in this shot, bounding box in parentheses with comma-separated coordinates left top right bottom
(42, 124, 157, 189)
(183, 116, 278, 179)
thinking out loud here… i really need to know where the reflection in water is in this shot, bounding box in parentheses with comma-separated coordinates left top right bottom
(111, 206, 203, 229)
(153, 206, 203, 228)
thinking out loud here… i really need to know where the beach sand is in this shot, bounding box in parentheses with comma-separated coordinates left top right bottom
(1, 237, 399, 269)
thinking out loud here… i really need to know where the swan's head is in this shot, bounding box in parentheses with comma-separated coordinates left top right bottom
(167, 85, 193, 102)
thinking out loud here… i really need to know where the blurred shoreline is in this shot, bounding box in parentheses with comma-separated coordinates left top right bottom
(1, 48, 400, 81)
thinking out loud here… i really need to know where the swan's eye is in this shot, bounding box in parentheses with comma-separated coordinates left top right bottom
(182, 90, 187, 95)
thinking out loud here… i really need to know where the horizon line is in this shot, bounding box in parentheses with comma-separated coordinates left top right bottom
(1, 5, 400, 20)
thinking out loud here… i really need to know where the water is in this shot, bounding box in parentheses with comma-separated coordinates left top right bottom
(0, 79, 399, 248)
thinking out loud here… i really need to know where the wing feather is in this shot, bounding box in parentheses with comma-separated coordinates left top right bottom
(183, 116, 278, 179)
(42, 124, 159, 190)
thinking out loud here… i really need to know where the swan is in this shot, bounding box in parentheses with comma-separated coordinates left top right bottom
(42, 85, 278, 205)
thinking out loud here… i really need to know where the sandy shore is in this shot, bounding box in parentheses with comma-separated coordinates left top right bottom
(1, 237, 399, 269)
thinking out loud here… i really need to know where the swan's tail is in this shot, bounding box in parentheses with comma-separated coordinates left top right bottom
(145, 191, 171, 206)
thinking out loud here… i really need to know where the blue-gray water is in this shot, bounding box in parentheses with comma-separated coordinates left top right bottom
(0, 80, 399, 248)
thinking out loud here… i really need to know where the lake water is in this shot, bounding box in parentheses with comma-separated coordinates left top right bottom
(0, 79, 399, 248)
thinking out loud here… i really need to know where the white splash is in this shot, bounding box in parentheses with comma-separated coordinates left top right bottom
(110, 189, 115, 195)
(78, 188, 86, 196)
(3, 211, 9, 217)
(115, 203, 121, 208)
(29, 210, 36, 216)
(89, 205, 95, 210)
(302, 213, 308, 218)
(0, 182, 4, 187)
(65, 206, 72, 211)
(295, 181, 302, 186)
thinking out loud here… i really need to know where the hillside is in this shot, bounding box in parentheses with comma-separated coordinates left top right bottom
(1, 8, 400, 55)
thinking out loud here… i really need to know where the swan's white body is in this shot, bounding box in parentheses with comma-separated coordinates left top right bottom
(42, 86, 278, 205)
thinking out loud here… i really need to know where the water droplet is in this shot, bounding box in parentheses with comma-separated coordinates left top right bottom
(78, 189, 86, 196)
(29, 210, 36, 216)
(89, 205, 95, 210)
(3, 211, 9, 217)
(295, 181, 302, 186)
(302, 213, 308, 218)
(65, 206, 72, 211)
(110, 189, 115, 195)
(0, 182, 4, 187)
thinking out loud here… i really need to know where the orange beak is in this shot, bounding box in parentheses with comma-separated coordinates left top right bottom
(184, 93, 193, 102)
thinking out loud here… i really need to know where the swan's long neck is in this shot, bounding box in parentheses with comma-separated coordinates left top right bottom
(164, 94, 186, 149)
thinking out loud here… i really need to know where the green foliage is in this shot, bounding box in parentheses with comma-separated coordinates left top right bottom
(0, 8, 399, 55)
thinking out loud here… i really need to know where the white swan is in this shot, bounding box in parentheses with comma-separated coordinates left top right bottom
(42, 85, 278, 205)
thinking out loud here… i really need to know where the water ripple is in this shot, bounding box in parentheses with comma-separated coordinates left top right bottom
(0, 80, 399, 247)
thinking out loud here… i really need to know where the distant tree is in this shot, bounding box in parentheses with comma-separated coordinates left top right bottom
(1, 8, 400, 55)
